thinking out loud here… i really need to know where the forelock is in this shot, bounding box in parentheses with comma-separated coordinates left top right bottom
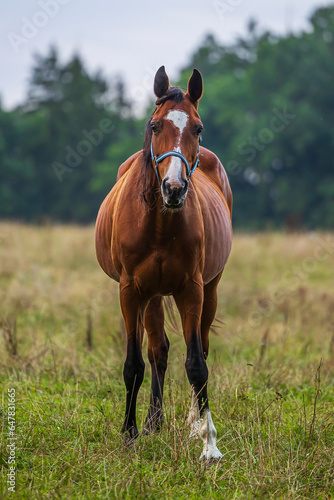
(155, 87, 185, 106)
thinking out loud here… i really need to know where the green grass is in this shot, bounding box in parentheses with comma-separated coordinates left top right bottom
(1, 224, 334, 499)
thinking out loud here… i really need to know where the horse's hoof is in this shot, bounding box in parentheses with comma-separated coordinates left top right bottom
(144, 412, 163, 435)
(200, 446, 223, 462)
(202, 456, 223, 468)
(143, 420, 163, 435)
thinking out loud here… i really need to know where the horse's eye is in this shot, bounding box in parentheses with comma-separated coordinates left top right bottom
(196, 125, 203, 136)
(151, 122, 158, 133)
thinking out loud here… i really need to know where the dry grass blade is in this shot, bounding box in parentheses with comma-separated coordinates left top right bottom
(86, 310, 93, 351)
(1, 318, 18, 357)
(307, 359, 322, 449)
(258, 328, 270, 366)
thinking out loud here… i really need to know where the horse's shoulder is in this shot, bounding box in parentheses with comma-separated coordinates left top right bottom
(198, 147, 233, 218)
(116, 150, 143, 181)
(198, 147, 226, 179)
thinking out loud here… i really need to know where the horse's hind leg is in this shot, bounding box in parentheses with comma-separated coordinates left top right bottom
(200, 272, 222, 359)
(120, 280, 145, 441)
(144, 296, 169, 433)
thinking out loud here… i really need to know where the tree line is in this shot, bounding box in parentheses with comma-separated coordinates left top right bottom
(1, 6, 333, 229)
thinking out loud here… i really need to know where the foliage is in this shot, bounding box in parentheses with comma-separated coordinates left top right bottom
(1, 6, 334, 229)
(179, 7, 334, 229)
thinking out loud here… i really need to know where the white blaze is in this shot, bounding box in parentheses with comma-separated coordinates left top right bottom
(166, 110, 189, 141)
(164, 110, 189, 185)
(165, 148, 182, 185)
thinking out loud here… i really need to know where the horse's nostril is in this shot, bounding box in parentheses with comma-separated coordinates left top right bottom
(169, 186, 184, 201)
(162, 179, 172, 195)
(176, 183, 187, 198)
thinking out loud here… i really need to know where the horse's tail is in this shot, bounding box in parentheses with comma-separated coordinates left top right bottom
(163, 296, 224, 337)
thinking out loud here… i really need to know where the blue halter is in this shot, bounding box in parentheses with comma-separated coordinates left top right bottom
(150, 136, 201, 185)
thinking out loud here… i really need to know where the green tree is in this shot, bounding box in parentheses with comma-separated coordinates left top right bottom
(1, 6, 334, 229)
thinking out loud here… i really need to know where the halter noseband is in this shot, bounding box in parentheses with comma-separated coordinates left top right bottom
(150, 136, 201, 186)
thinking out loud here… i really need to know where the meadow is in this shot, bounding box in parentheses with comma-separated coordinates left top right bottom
(0, 223, 333, 499)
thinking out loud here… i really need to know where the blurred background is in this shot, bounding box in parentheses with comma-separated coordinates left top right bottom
(1, 0, 333, 230)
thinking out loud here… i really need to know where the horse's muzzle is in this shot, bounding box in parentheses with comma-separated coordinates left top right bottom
(161, 179, 188, 209)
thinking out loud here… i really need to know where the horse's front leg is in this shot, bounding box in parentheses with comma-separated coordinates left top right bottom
(144, 296, 169, 433)
(174, 278, 223, 461)
(120, 279, 146, 441)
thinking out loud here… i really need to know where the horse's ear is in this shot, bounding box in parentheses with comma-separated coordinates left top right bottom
(187, 69, 203, 105)
(154, 66, 170, 98)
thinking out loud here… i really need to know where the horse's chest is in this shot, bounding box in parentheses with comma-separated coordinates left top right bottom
(136, 249, 194, 295)
(123, 234, 203, 295)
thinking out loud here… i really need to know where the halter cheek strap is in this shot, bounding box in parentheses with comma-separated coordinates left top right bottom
(150, 136, 201, 186)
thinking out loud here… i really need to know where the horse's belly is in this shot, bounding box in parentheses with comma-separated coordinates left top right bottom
(202, 196, 232, 284)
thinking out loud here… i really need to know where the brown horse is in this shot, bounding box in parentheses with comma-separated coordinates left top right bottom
(95, 66, 232, 460)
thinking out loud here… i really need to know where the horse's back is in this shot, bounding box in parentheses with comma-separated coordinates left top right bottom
(116, 151, 142, 181)
(198, 147, 233, 217)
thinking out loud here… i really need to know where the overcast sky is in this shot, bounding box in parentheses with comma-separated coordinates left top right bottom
(1, 0, 332, 111)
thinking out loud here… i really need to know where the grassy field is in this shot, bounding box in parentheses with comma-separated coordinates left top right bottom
(0, 223, 334, 499)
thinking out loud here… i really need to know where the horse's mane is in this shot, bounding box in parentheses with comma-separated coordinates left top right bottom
(140, 87, 185, 206)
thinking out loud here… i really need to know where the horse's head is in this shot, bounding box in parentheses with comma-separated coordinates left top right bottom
(149, 66, 203, 210)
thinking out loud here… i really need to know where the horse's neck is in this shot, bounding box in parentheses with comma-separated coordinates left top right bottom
(137, 159, 188, 230)
(139, 158, 159, 208)
(146, 190, 190, 241)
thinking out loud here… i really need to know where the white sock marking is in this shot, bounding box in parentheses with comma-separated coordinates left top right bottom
(187, 391, 223, 461)
(198, 410, 223, 461)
